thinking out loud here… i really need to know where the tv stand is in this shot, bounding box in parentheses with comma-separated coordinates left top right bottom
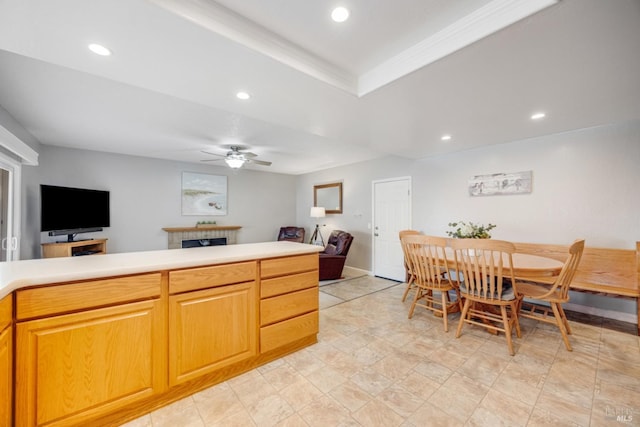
(41, 239, 108, 258)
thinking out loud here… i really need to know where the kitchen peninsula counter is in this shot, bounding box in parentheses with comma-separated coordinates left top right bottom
(0, 241, 321, 298)
(1, 241, 322, 426)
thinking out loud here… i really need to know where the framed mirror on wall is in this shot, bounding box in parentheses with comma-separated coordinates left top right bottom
(314, 182, 343, 214)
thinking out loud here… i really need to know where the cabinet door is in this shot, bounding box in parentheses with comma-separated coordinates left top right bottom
(15, 299, 165, 427)
(169, 281, 257, 385)
(0, 326, 11, 427)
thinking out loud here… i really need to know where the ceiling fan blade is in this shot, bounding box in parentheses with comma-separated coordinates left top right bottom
(201, 150, 226, 157)
(247, 159, 272, 166)
(242, 151, 258, 158)
(200, 158, 224, 162)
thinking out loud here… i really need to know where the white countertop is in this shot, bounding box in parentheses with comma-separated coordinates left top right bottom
(0, 241, 323, 298)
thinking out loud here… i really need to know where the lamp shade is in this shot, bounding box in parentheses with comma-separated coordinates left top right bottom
(225, 157, 245, 169)
(310, 206, 326, 218)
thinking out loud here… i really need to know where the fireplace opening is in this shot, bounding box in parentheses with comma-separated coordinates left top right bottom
(182, 238, 227, 248)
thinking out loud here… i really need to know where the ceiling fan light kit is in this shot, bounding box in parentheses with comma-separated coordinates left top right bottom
(225, 156, 245, 169)
(202, 146, 272, 169)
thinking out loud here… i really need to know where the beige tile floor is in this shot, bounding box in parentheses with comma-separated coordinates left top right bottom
(122, 276, 640, 427)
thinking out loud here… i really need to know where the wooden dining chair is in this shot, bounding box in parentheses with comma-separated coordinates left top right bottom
(451, 238, 523, 355)
(518, 239, 585, 351)
(399, 230, 422, 302)
(404, 235, 461, 331)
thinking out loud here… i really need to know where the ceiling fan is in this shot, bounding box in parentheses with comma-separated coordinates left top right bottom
(201, 146, 272, 169)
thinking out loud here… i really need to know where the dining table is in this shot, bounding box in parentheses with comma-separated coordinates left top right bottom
(441, 246, 564, 279)
(497, 252, 563, 278)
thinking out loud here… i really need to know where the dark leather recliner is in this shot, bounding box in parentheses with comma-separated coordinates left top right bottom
(319, 230, 354, 280)
(277, 226, 305, 243)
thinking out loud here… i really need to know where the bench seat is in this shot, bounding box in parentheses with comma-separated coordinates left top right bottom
(513, 241, 640, 335)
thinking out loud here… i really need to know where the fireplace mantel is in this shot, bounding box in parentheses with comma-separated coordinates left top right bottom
(162, 226, 241, 232)
(162, 226, 241, 249)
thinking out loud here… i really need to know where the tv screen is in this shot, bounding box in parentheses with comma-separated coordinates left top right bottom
(40, 185, 110, 234)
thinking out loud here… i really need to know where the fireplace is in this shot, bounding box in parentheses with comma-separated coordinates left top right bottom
(162, 226, 241, 249)
(182, 238, 227, 248)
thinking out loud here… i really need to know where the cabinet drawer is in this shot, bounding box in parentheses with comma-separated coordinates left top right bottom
(16, 273, 161, 320)
(260, 311, 318, 353)
(169, 262, 256, 294)
(261, 287, 318, 326)
(261, 270, 318, 299)
(0, 295, 11, 331)
(260, 254, 318, 279)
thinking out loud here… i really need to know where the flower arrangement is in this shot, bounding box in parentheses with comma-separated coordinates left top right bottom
(446, 221, 496, 239)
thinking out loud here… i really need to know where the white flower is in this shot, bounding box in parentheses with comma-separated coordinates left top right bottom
(446, 221, 496, 239)
(461, 224, 474, 237)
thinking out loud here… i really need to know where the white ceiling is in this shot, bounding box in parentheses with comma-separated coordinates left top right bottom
(0, 0, 639, 175)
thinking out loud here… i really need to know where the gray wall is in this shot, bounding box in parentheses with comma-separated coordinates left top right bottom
(22, 145, 297, 259)
(296, 120, 640, 321)
(14, 120, 640, 321)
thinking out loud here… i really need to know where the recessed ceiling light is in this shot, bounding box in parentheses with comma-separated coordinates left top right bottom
(331, 7, 350, 23)
(88, 43, 112, 56)
(531, 112, 546, 120)
(441, 134, 452, 141)
(236, 91, 251, 100)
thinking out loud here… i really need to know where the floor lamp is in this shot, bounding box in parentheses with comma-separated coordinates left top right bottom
(309, 207, 326, 246)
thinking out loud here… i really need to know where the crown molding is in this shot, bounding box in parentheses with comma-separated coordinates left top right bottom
(149, 0, 358, 95)
(0, 125, 39, 165)
(150, 0, 558, 98)
(358, 0, 559, 96)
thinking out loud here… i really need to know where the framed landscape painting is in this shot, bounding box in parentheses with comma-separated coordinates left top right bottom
(468, 170, 532, 197)
(181, 172, 227, 215)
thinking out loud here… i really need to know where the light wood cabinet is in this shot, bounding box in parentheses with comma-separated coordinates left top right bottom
(41, 238, 107, 258)
(261, 270, 318, 299)
(260, 311, 318, 353)
(259, 254, 319, 353)
(6, 248, 319, 426)
(14, 275, 165, 427)
(261, 287, 318, 326)
(0, 295, 12, 427)
(168, 262, 257, 386)
(16, 273, 161, 320)
(260, 253, 318, 279)
(169, 281, 257, 385)
(169, 262, 256, 294)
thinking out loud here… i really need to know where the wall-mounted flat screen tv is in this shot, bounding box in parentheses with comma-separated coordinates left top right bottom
(40, 184, 110, 241)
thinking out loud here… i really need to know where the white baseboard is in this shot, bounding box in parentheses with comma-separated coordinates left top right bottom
(524, 297, 636, 324)
(342, 265, 372, 277)
(563, 302, 637, 324)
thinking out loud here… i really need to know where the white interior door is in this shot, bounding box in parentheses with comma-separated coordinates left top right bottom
(373, 177, 411, 281)
(0, 169, 7, 261)
(0, 154, 20, 261)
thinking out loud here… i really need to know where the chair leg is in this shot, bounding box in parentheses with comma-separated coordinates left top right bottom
(401, 276, 414, 302)
(501, 305, 515, 356)
(551, 302, 572, 351)
(556, 303, 572, 335)
(511, 301, 522, 338)
(455, 289, 463, 313)
(408, 287, 421, 319)
(441, 291, 449, 332)
(426, 289, 433, 309)
(456, 298, 471, 338)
